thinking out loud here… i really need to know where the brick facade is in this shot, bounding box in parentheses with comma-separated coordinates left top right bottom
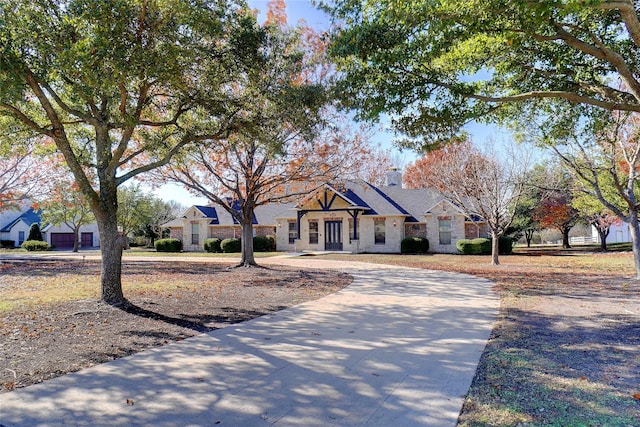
(464, 222, 489, 239)
(404, 223, 426, 238)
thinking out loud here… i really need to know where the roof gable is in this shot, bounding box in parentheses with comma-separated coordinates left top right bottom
(424, 199, 465, 215)
(296, 183, 372, 212)
(194, 205, 218, 219)
(0, 208, 42, 232)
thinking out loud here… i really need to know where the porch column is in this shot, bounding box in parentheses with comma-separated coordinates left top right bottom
(348, 210, 360, 240)
(297, 210, 305, 240)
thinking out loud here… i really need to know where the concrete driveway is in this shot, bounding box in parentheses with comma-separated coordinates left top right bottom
(0, 256, 498, 427)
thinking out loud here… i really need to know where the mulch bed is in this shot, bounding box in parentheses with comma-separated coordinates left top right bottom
(0, 259, 351, 393)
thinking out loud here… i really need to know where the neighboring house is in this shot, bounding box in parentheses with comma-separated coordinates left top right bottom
(0, 206, 100, 249)
(592, 222, 631, 244)
(164, 203, 289, 252)
(168, 171, 488, 254)
(0, 208, 42, 247)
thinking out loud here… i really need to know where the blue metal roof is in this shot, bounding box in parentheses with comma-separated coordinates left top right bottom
(194, 205, 218, 219)
(0, 208, 42, 232)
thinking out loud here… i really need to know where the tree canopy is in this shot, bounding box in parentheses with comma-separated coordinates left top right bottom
(323, 0, 640, 150)
(0, 0, 252, 304)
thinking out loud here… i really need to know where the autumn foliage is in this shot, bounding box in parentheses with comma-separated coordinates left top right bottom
(534, 195, 579, 248)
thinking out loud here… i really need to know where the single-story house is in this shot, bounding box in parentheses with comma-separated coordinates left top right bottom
(163, 203, 289, 252)
(167, 171, 488, 254)
(0, 206, 100, 249)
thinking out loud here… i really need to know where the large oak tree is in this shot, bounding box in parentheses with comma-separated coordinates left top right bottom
(0, 0, 250, 304)
(323, 0, 640, 149)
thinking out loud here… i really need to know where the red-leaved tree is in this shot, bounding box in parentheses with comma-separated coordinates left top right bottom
(534, 195, 580, 249)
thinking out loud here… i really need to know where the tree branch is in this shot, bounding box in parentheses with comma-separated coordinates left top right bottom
(589, 0, 640, 47)
(553, 21, 640, 102)
(460, 88, 640, 111)
(0, 103, 53, 137)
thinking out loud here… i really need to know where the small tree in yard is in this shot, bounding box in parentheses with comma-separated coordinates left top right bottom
(509, 197, 539, 248)
(572, 190, 621, 251)
(534, 195, 580, 249)
(404, 140, 529, 265)
(38, 173, 94, 252)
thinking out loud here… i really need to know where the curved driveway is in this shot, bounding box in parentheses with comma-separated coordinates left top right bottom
(0, 255, 498, 427)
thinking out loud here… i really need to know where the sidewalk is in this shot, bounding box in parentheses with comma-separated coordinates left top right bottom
(0, 258, 498, 427)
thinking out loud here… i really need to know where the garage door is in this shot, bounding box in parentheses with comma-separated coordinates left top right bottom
(51, 233, 75, 249)
(81, 232, 93, 248)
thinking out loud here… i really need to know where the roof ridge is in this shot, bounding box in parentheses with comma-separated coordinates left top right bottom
(364, 182, 418, 221)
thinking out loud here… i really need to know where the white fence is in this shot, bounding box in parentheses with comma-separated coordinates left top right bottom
(569, 236, 599, 245)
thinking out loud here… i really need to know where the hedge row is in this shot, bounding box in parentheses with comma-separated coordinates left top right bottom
(400, 237, 430, 254)
(456, 237, 513, 255)
(1, 239, 15, 248)
(203, 235, 276, 253)
(154, 238, 183, 252)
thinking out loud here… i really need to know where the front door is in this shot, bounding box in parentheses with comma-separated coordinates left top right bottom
(325, 221, 343, 251)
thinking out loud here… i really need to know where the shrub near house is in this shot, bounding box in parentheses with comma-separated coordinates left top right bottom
(221, 238, 241, 253)
(21, 240, 50, 251)
(203, 238, 222, 253)
(457, 237, 513, 255)
(154, 238, 182, 252)
(401, 237, 430, 254)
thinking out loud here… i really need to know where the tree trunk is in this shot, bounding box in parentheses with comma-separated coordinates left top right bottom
(598, 228, 608, 252)
(96, 212, 126, 304)
(561, 228, 571, 249)
(72, 227, 80, 252)
(628, 213, 640, 280)
(525, 228, 534, 248)
(239, 218, 257, 267)
(90, 176, 127, 305)
(491, 230, 500, 266)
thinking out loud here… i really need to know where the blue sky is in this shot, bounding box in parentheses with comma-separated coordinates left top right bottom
(248, 0, 330, 28)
